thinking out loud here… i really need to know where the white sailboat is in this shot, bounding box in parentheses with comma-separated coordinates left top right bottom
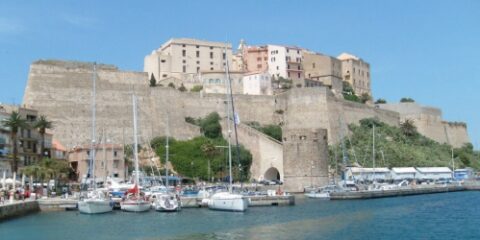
(78, 62, 113, 214)
(208, 48, 249, 212)
(153, 113, 181, 212)
(120, 95, 151, 212)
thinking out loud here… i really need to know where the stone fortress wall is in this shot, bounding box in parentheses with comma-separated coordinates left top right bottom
(22, 60, 471, 189)
(378, 103, 470, 148)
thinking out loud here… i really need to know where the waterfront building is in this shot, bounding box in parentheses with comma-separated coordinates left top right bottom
(391, 167, 419, 181)
(415, 167, 452, 181)
(242, 71, 272, 95)
(303, 51, 343, 96)
(453, 168, 474, 180)
(68, 144, 125, 182)
(347, 167, 391, 182)
(337, 52, 371, 96)
(144, 38, 233, 84)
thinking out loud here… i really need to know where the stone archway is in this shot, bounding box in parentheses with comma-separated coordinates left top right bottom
(264, 167, 280, 181)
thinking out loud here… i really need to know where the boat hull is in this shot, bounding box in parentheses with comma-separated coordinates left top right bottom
(120, 200, 151, 212)
(208, 192, 249, 212)
(78, 199, 113, 214)
(305, 191, 330, 199)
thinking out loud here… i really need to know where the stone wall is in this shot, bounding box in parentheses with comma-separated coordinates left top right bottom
(0, 200, 39, 221)
(378, 103, 470, 147)
(282, 128, 329, 192)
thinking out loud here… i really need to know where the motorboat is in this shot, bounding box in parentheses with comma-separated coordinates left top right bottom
(78, 190, 113, 214)
(305, 184, 344, 199)
(152, 192, 181, 212)
(208, 192, 249, 212)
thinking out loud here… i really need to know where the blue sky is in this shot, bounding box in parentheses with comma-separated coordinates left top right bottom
(0, 0, 479, 148)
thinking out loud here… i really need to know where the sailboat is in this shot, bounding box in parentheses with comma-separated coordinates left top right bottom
(78, 62, 114, 214)
(153, 113, 181, 212)
(208, 49, 249, 212)
(120, 95, 151, 212)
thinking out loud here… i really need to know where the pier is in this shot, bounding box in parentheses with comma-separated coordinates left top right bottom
(0, 200, 39, 221)
(330, 185, 467, 200)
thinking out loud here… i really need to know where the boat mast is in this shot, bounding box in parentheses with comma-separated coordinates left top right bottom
(90, 62, 97, 190)
(372, 124, 376, 183)
(132, 95, 140, 197)
(224, 48, 233, 193)
(165, 112, 170, 191)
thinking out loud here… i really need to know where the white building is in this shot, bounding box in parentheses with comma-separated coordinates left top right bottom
(267, 45, 305, 86)
(348, 167, 391, 182)
(391, 167, 419, 181)
(200, 70, 244, 94)
(242, 71, 272, 95)
(416, 167, 452, 181)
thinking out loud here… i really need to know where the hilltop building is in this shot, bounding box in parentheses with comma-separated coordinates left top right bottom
(303, 51, 343, 96)
(337, 52, 371, 96)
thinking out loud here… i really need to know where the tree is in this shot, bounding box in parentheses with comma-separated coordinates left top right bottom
(400, 119, 417, 137)
(178, 83, 187, 92)
(400, 97, 415, 103)
(149, 74, 157, 87)
(342, 82, 360, 103)
(190, 85, 203, 92)
(375, 98, 387, 104)
(21, 157, 72, 195)
(200, 112, 222, 139)
(201, 140, 217, 181)
(168, 82, 175, 89)
(34, 115, 53, 158)
(359, 93, 371, 104)
(2, 111, 27, 173)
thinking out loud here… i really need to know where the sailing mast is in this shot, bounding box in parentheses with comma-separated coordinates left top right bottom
(165, 113, 170, 191)
(224, 48, 234, 193)
(372, 124, 376, 183)
(132, 95, 140, 197)
(90, 62, 97, 190)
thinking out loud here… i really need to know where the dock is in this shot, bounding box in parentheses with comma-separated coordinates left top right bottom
(37, 198, 78, 211)
(0, 200, 39, 221)
(330, 185, 466, 200)
(180, 195, 295, 208)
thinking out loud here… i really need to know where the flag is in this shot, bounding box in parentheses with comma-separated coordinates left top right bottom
(126, 184, 139, 195)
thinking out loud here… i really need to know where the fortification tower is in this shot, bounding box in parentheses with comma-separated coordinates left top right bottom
(282, 128, 329, 192)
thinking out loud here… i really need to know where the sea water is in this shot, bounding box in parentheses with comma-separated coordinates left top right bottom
(1, 191, 479, 240)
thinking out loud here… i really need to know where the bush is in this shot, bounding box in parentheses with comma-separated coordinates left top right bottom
(200, 112, 222, 139)
(190, 85, 203, 92)
(400, 97, 415, 103)
(168, 82, 175, 89)
(375, 98, 387, 104)
(178, 83, 187, 92)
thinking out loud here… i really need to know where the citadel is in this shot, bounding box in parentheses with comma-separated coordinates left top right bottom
(9, 38, 470, 192)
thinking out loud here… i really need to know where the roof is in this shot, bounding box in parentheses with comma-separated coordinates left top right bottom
(350, 167, 390, 173)
(160, 38, 232, 51)
(416, 167, 452, 173)
(52, 139, 67, 152)
(392, 167, 418, 174)
(337, 52, 360, 61)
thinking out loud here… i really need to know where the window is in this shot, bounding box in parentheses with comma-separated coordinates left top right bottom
(196, 61, 200, 64)
(298, 72, 301, 78)
(182, 49, 186, 57)
(182, 65, 186, 73)
(287, 64, 290, 69)
(87, 150, 90, 157)
(223, 53, 226, 60)
(210, 67, 213, 70)
(276, 66, 279, 70)
(210, 62, 213, 65)
(297, 50, 300, 54)
(264, 57, 267, 61)
(312, 63, 315, 68)
(113, 160, 119, 169)
(196, 51, 200, 57)
(182, 44, 186, 47)
(288, 72, 291, 77)
(210, 52, 213, 59)
(196, 45, 199, 48)
(257, 64, 262, 69)
(297, 65, 300, 70)
(287, 49, 289, 53)
(182, 60, 186, 63)
(197, 67, 200, 73)
(210, 46, 213, 49)
(162, 74, 167, 77)
(161, 59, 166, 63)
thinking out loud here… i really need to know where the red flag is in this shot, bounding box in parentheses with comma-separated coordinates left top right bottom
(126, 184, 139, 194)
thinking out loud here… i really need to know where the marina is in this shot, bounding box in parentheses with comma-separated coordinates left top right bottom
(1, 191, 479, 240)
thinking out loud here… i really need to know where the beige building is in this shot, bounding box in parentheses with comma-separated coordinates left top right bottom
(200, 70, 245, 94)
(243, 45, 269, 73)
(303, 51, 343, 96)
(68, 144, 125, 181)
(337, 52, 371, 96)
(144, 38, 233, 84)
(242, 71, 272, 95)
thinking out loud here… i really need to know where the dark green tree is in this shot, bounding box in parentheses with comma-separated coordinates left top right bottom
(34, 115, 53, 158)
(375, 98, 387, 104)
(149, 73, 156, 87)
(2, 111, 27, 172)
(178, 83, 187, 92)
(400, 97, 415, 103)
(400, 119, 417, 137)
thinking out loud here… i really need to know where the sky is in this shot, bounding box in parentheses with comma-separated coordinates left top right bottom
(0, 0, 479, 148)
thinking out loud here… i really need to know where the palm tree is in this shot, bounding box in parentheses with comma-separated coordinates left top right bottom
(201, 141, 217, 182)
(2, 111, 27, 173)
(34, 116, 53, 158)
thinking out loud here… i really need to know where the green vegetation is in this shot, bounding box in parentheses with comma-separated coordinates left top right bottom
(190, 85, 203, 92)
(152, 112, 252, 181)
(342, 82, 360, 103)
(272, 76, 292, 89)
(246, 122, 282, 142)
(1, 111, 27, 172)
(21, 157, 74, 194)
(168, 82, 175, 89)
(330, 118, 480, 171)
(34, 115, 53, 157)
(149, 73, 156, 87)
(359, 93, 372, 104)
(375, 98, 387, 104)
(400, 97, 415, 103)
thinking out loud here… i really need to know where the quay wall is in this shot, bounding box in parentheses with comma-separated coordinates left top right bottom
(0, 200, 39, 221)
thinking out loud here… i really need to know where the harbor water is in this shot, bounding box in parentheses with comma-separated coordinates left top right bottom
(1, 191, 479, 240)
